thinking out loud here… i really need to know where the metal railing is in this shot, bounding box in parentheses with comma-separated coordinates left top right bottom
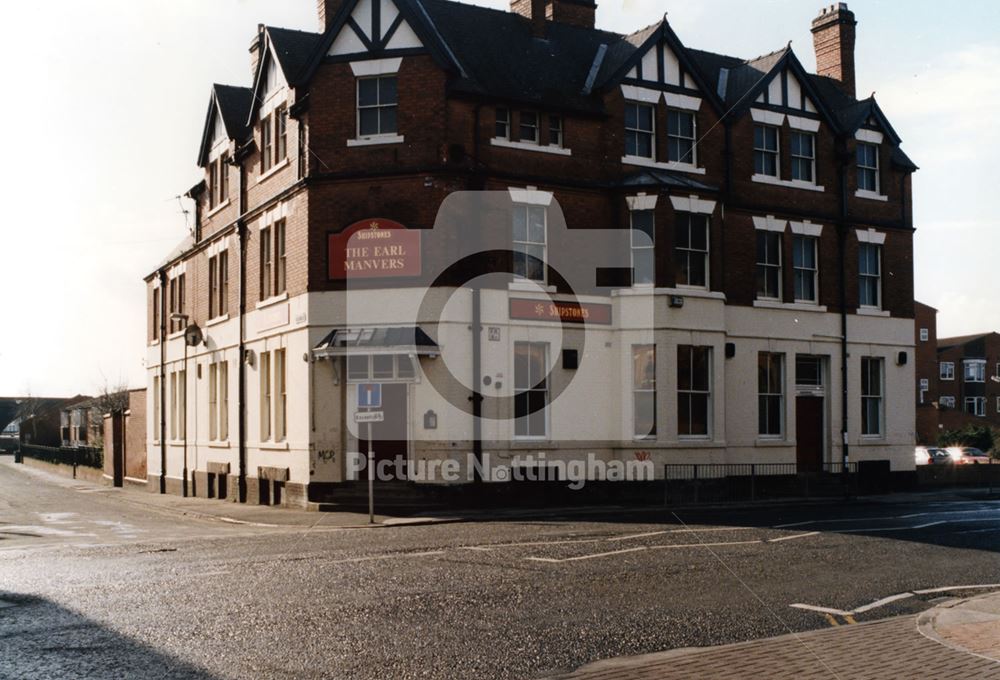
(18, 444, 103, 478)
(663, 462, 859, 505)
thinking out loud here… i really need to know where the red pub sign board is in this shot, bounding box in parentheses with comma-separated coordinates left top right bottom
(509, 298, 612, 325)
(328, 218, 421, 279)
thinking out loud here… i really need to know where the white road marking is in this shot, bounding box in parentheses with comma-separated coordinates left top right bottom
(525, 547, 647, 563)
(458, 546, 493, 552)
(912, 584, 1000, 595)
(767, 531, 820, 543)
(775, 508, 999, 529)
(953, 527, 1000, 535)
(844, 521, 946, 533)
(790, 603, 853, 617)
(606, 531, 668, 542)
(648, 540, 762, 551)
(792, 584, 1000, 618)
(852, 592, 915, 613)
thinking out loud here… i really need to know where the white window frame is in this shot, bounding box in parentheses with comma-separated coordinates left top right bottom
(519, 110, 539, 144)
(758, 352, 785, 438)
(792, 234, 818, 303)
(260, 351, 272, 442)
(858, 242, 882, 309)
(630, 209, 655, 287)
(965, 396, 986, 417)
(756, 230, 783, 301)
(677, 345, 712, 439)
(753, 124, 780, 178)
(274, 349, 287, 442)
(549, 115, 563, 148)
(857, 142, 880, 194)
(940, 362, 955, 381)
(356, 74, 399, 139)
(919, 378, 929, 405)
(625, 101, 655, 160)
(674, 212, 709, 289)
(940, 395, 955, 409)
(495, 107, 510, 140)
(789, 131, 815, 183)
(512, 203, 547, 283)
(861, 356, 884, 437)
(632, 345, 656, 440)
(514, 342, 549, 440)
(964, 359, 986, 383)
(666, 109, 696, 165)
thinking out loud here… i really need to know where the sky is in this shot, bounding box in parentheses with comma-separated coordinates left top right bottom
(0, 0, 997, 396)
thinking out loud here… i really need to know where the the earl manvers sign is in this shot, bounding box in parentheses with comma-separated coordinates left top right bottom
(328, 218, 422, 279)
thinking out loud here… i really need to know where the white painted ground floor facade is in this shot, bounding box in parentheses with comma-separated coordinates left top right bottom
(146, 285, 916, 505)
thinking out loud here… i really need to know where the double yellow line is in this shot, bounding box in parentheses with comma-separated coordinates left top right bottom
(823, 613, 858, 626)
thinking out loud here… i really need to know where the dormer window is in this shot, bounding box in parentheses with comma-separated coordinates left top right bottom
(209, 153, 229, 210)
(666, 110, 695, 164)
(519, 111, 538, 144)
(754, 125, 779, 177)
(495, 108, 510, 140)
(358, 76, 398, 137)
(857, 142, 879, 193)
(549, 115, 563, 148)
(625, 102, 654, 159)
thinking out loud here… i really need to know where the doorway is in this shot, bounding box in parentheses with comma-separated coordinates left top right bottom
(358, 383, 409, 474)
(796, 396, 824, 472)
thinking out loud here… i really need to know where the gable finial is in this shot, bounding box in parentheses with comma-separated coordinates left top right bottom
(787, 39, 792, 49)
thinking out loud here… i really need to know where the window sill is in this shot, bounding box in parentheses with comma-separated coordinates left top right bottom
(508, 281, 556, 294)
(753, 300, 828, 313)
(259, 441, 289, 451)
(167, 330, 186, 340)
(257, 158, 290, 185)
(755, 437, 789, 447)
(490, 138, 572, 156)
(208, 441, 231, 449)
(857, 307, 890, 317)
(612, 287, 726, 301)
(855, 189, 888, 202)
(256, 292, 289, 310)
(205, 314, 230, 328)
(206, 200, 231, 219)
(621, 156, 706, 175)
(347, 134, 404, 147)
(751, 174, 825, 192)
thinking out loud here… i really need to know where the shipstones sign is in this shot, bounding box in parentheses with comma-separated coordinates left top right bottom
(328, 218, 421, 279)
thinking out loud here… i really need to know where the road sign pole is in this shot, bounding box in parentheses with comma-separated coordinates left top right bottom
(368, 418, 375, 524)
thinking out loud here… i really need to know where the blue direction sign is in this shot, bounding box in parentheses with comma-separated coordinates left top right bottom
(357, 383, 382, 409)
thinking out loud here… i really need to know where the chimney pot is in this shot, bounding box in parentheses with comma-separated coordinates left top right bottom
(811, 3, 857, 98)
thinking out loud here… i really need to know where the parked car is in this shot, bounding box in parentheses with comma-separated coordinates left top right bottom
(945, 447, 993, 465)
(915, 446, 952, 465)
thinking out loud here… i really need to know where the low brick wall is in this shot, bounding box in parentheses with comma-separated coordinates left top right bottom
(20, 456, 105, 483)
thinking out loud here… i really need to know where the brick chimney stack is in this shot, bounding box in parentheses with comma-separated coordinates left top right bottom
(811, 3, 857, 98)
(318, 0, 341, 32)
(511, 0, 597, 33)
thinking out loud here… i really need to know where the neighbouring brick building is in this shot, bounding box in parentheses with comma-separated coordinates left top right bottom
(146, 0, 919, 506)
(102, 389, 148, 487)
(937, 332, 1000, 432)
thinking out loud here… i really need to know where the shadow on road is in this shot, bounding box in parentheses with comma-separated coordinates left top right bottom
(0, 591, 217, 679)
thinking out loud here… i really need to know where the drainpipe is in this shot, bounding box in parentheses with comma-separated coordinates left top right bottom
(837, 139, 850, 485)
(237, 219, 248, 504)
(471, 286, 483, 482)
(159, 270, 168, 494)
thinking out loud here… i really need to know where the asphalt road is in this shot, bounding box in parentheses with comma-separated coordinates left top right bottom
(2, 458, 999, 679)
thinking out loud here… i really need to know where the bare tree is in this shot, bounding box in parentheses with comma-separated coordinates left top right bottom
(15, 390, 44, 443)
(93, 378, 130, 416)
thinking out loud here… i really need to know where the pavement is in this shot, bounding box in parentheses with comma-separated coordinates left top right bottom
(552, 592, 1000, 679)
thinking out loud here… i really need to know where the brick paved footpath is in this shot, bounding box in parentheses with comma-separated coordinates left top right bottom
(553, 593, 1000, 680)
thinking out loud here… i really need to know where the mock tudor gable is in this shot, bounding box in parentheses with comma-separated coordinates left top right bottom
(328, 0, 425, 56)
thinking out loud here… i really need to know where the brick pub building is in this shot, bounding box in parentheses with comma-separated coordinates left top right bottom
(146, 0, 919, 505)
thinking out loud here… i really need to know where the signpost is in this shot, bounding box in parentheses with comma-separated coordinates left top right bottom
(355, 384, 383, 524)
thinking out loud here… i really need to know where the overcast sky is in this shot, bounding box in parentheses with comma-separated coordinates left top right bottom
(1, 0, 996, 396)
